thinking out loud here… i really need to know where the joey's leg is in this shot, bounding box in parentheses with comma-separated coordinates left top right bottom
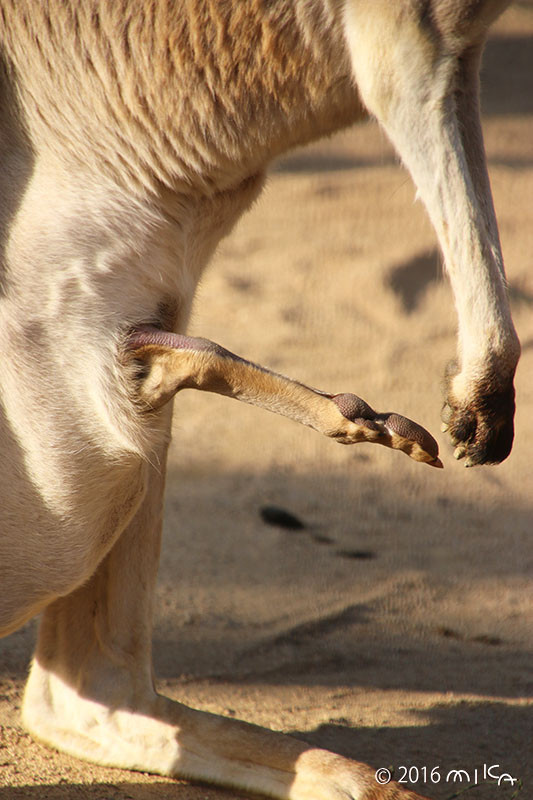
(22, 405, 430, 800)
(126, 326, 442, 467)
(344, 2, 520, 465)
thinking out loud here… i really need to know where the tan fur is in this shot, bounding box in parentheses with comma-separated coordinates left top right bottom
(127, 334, 441, 463)
(0, 2, 519, 799)
(0, 1, 359, 193)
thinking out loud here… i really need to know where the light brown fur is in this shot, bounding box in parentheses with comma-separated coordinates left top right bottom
(0, 1, 360, 193)
(0, 2, 519, 799)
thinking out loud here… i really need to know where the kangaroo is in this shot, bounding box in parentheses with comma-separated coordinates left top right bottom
(0, 2, 520, 799)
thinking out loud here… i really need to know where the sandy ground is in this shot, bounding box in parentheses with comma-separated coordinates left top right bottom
(1, 5, 532, 800)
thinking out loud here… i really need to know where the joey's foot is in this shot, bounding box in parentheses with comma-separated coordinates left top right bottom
(332, 393, 442, 468)
(441, 362, 516, 466)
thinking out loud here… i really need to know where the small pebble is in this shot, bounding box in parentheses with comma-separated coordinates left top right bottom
(312, 534, 334, 545)
(259, 505, 305, 530)
(335, 549, 376, 560)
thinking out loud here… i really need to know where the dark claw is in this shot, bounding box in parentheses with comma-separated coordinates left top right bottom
(442, 369, 516, 465)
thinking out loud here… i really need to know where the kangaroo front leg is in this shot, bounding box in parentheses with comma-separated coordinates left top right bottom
(126, 325, 441, 467)
(440, 45, 520, 464)
(344, 1, 520, 466)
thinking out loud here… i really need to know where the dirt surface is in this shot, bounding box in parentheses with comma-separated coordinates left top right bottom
(1, 5, 532, 800)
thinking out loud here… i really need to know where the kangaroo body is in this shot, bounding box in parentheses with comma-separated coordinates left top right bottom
(0, 3, 519, 799)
